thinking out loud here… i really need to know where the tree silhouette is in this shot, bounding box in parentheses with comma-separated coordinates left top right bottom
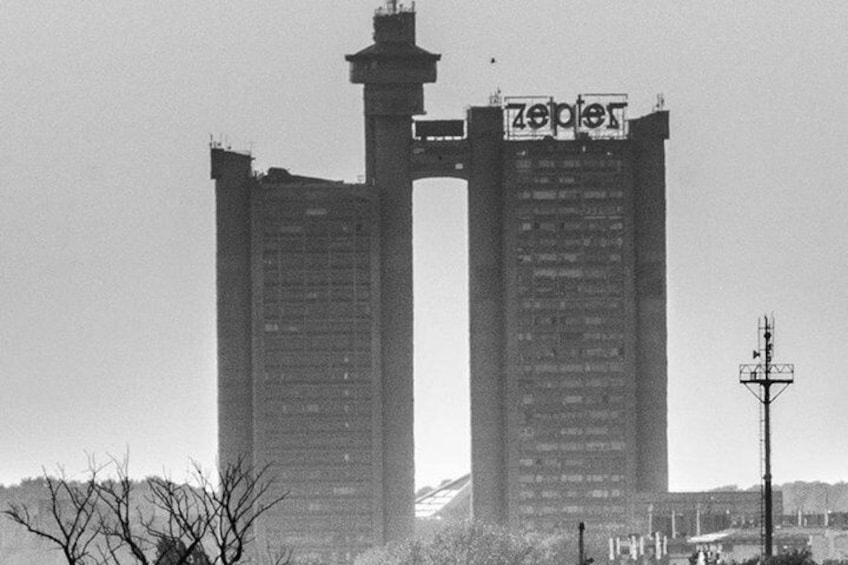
(3, 455, 291, 565)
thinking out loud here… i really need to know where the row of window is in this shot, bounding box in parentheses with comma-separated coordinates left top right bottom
(260, 417, 370, 433)
(261, 433, 371, 451)
(520, 440, 627, 455)
(518, 252, 623, 267)
(518, 207, 625, 222)
(264, 352, 370, 363)
(517, 504, 627, 517)
(519, 219, 626, 235)
(519, 488, 623, 500)
(264, 307, 371, 320)
(519, 348, 623, 364)
(521, 409, 624, 423)
(520, 396, 626, 412)
(518, 284, 625, 300)
(513, 157, 622, 171)
(522, 313, 621, 326)
(517, 188, 624, 201)
(518, 459, 625, 479)
(265, 398, 370, 415)
(517, 376, 625, 389)
(517, 361, 626, 373)
(285, 484, 369, 498)
(527, 267, 621, 282)
(522, 394, 625, 409)
(262, 280, 371, 298)
(519, 297, 622, 311)
(520, 425, 618, 438)
(262, 237, 371, 252)
(263, 321, 370, 334)
(270, 449, 371, 466)
(263, 220, 369, 233)
(259, 384, 370, 400)
(275, 464, 372, 483)
(263, 249, 370, 261)
(263, 259, 370, 272)
(515, 331, 624, 344)
(263, 270, 371, 286)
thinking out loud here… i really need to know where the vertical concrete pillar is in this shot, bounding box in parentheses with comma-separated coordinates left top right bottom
(630, 111, 670, 493)
(347, 8, 440, 542)
(210, 147, 255, 470)
(466, 106, 507, 523)
(372, 113, 415, 542)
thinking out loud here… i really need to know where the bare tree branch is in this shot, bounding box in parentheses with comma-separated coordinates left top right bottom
(94, 455, 153, 565)
(194, 457, 290, 565)
(2, 467, 103, 565)
(3, 454, 289, 565)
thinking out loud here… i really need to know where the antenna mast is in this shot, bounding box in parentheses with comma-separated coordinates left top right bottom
(738, 316, 794, 560)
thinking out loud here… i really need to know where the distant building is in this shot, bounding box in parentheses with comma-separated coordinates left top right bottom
(415, 475, 471, 537)
(212, 2, 669, 561)
(631, 491, 783, 539)
(687, 528, 808, 564)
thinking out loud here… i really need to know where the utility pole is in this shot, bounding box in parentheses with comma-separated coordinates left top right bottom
(577, 522, 595, 565)
(579, 522, 586, 565)
(739, 316, 794, 559)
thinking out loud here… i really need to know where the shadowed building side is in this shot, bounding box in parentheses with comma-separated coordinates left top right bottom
(211, 147, 255, 470)
(631, 111, 670, 493)
(466, 106, 508, 524)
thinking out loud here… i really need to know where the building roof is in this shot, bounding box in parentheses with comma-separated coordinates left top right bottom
(415, 474, 470, 520)
(688, 528, 810, 545)
(345, 42, 440, 62)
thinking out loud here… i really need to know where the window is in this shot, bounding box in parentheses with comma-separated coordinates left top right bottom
(532, 190, 557, 200)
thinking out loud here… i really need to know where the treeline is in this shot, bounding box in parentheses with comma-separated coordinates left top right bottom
(0, 457, 289, 565)
(710, 482, 848, 513)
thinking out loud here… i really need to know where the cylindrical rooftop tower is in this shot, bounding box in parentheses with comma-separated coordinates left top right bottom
(345, 3, 440, 544)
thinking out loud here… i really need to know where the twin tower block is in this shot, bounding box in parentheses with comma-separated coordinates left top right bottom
(212, 4, 669, 562)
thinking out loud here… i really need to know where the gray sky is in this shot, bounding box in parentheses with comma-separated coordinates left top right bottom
(2, 1, 847, 491)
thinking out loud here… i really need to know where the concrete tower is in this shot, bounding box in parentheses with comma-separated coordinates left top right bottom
(345, 2, 440, 543)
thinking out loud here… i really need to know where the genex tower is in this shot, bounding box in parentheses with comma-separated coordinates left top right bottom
(211, 3, 669, 563)
(345, 2, 440, 544)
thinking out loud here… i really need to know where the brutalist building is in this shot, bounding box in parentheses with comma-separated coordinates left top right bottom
(211, 3, 669, 562)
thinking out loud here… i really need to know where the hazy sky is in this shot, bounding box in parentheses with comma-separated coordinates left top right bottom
(2, 1, 847, 492)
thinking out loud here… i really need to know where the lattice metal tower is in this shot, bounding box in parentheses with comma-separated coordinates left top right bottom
(739, 316, 794, 559)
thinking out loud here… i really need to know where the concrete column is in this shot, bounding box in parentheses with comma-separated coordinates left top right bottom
(467, 106, 507, 524)
(210, 148, 255, 470)
(630, 111, 670, 493)
(371, 114, 415, 542)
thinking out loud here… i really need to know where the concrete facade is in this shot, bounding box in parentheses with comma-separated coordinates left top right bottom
(212, 4, 669, 562)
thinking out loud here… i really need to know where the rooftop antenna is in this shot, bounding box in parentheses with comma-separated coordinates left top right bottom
(738, 315, 794, 561)
(488, 87, 502, 107)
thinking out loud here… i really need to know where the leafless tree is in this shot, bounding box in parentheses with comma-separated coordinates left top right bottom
(2, 466, 103, 565)
(4, 455, 291, 565)
(191, 457, 291, 565)
(94, 456, 157, 565)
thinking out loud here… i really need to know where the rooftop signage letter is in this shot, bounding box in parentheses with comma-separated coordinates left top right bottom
(504, 94, 628, 140)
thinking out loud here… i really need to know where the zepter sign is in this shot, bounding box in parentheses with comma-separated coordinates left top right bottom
(504, 94, 628, 139)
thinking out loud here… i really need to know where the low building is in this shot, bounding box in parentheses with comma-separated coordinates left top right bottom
(631, 491, 783, 539)
(687, 528, 809, 563)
